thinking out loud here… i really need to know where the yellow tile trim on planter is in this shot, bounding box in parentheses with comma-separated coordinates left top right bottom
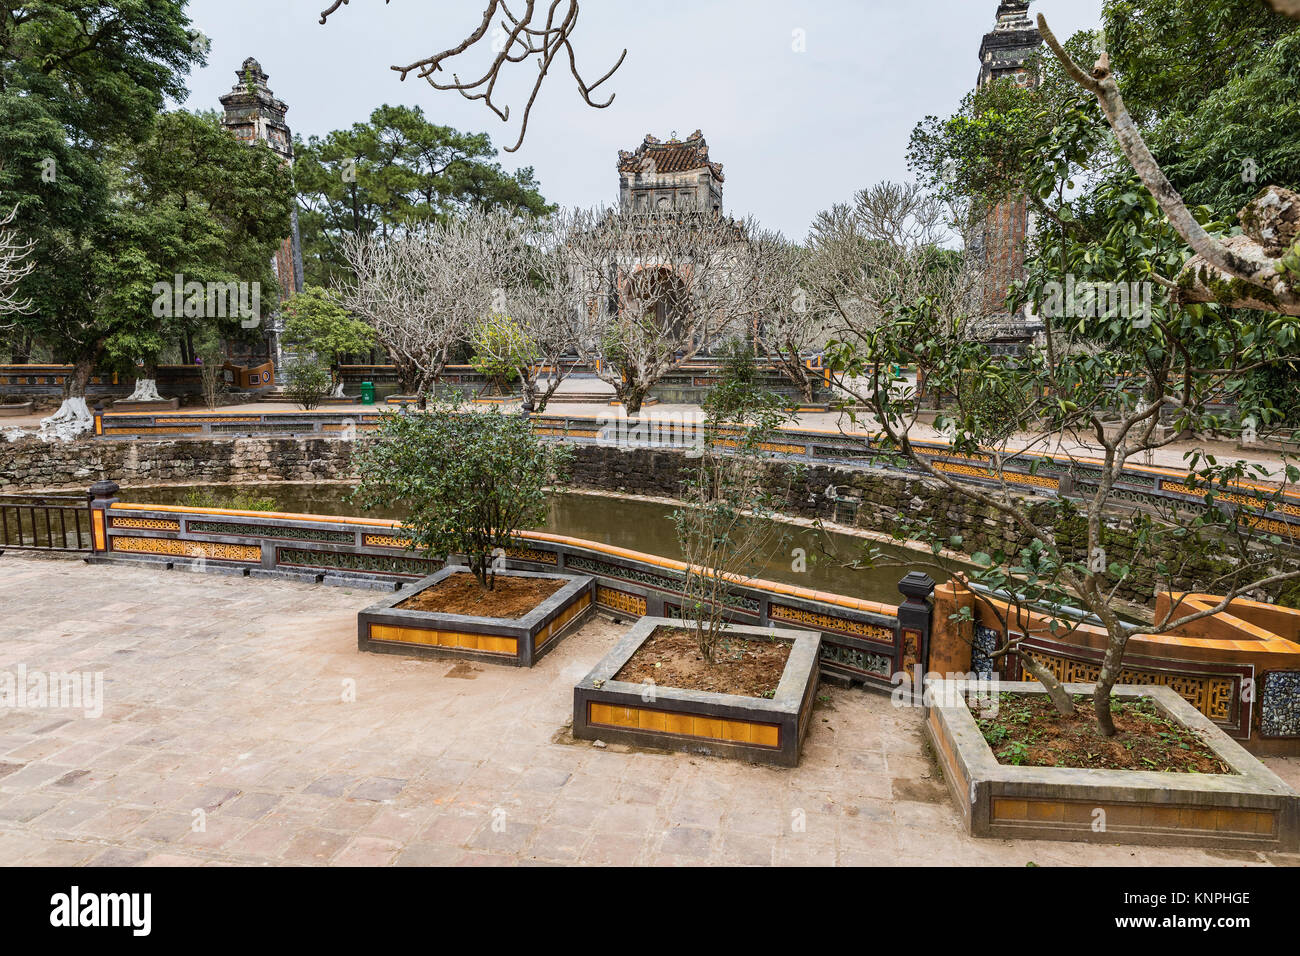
(587, 702, 780, 748)
(111, 536, 261, 562)
(370, 624, 516, 655)
(990, 798, 1275, 836)
(535, 593, 591, 650)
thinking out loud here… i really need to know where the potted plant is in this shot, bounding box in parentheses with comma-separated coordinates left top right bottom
(572, 353, 823, 765)
(354, 397, 592, 666)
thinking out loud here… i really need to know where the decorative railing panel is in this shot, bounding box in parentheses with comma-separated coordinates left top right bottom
(95, 500, 904, 688)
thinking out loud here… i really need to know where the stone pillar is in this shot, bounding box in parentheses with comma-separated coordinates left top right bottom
(88, 480, 120, 554)
(929, 577, 975, 676)
(92, 402, 104, 438)
(897, 571, 936, 682)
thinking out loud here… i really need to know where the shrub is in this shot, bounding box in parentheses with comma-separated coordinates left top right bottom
(351, 398, 571, 589)
(285, 357, 333, 410)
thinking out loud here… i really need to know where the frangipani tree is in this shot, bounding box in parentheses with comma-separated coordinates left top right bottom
(340, 207, 519, 404)
(823, 175, 1300, 738)
(0, 205, 34, 324)
(465, 209, 584, 410)
(739, 230, 829, 404)
(1038, 11, 1300, 317)
(318, 0, 625, 154)
(567, 207, 750, 416)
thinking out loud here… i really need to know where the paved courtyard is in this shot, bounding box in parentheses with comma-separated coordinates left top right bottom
(0, 555, 1295, 867)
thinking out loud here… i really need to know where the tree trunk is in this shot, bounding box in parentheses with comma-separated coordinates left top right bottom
(798, 368, 815, 405)
(621, 384, 646, 417)
(125, 360, 163, 402)
(1016, 652, 1076, 716)
(40, 358, 96, 441)
(1091, 631, 1130, 737)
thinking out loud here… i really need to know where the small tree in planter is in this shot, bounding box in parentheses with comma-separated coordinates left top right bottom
(673, 354, 797, 662)
(351, 398, 572, 590)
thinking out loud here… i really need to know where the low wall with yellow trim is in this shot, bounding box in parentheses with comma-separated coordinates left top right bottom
(92, 497, 906, 690)
(9, 433, 1299, 607)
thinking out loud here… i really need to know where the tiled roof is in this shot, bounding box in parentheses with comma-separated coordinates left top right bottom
(618, 130, 724, 182)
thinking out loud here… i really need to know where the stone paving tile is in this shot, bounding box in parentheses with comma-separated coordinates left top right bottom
(0, 555, 1294, 867)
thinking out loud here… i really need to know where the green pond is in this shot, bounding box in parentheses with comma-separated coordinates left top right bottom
(116, 484, 949, 604)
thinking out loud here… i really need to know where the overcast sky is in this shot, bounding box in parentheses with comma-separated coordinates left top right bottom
(179, 0, 1105, 240)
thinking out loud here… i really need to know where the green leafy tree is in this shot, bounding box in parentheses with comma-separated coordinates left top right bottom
(284, 356, 332, 411)
(470, 313, 533, 394)
(115, 109, 295, 383)
(351, 399, 572, 590)
(294, 104, 553, 285)
(823, 176, 1300, 737)
(0, 0, 205, 427)
(281, 285, 375, 395)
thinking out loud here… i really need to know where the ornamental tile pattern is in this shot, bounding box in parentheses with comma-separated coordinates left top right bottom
(1260, 671, 1300, 738)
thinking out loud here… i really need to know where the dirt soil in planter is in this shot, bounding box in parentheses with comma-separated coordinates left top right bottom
(397, 574, 564, 618)
(614, 627, 791, 698)
(976, 693, 1235, 774)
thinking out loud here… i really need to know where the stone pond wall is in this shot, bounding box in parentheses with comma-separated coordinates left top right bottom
(4, 435, 1297, 606)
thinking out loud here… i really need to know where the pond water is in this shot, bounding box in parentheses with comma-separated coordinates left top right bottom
(116, 483, 951, 604)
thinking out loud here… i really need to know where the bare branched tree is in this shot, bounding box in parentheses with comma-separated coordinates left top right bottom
(1038, 13, 1300, 316)
(739, 231, 828, 403)
(319, 1, 626, 152)
(340, 208, 514, 404)
(807, 182, 985, 411)
(568, 207, 750, 416)
(808, 183, 976, 340)
(0, 205, 35, 327)
(470, 210, 586, 410)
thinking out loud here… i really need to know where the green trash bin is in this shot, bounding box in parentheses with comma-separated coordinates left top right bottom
(359, 381, 375, 406)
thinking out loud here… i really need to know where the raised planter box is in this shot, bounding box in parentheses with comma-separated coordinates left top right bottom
(358, 567, 594, 667)
(572, 617, 822, 767)
(111, 397, 180, 413)
(926, 680, 1300, 851)
(0, 402, 33, 417)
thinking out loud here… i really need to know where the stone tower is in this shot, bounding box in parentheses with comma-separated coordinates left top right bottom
(973, 1, 1043, 353)
(219, 58, 305, 369)
(618, 131, 724, 215)
(978, 0, 1041, 88)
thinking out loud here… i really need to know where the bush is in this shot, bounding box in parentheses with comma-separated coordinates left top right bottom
(285, 357, 333, 410)
(350, 399, 571, 589)
(470, 313, 535, 393)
